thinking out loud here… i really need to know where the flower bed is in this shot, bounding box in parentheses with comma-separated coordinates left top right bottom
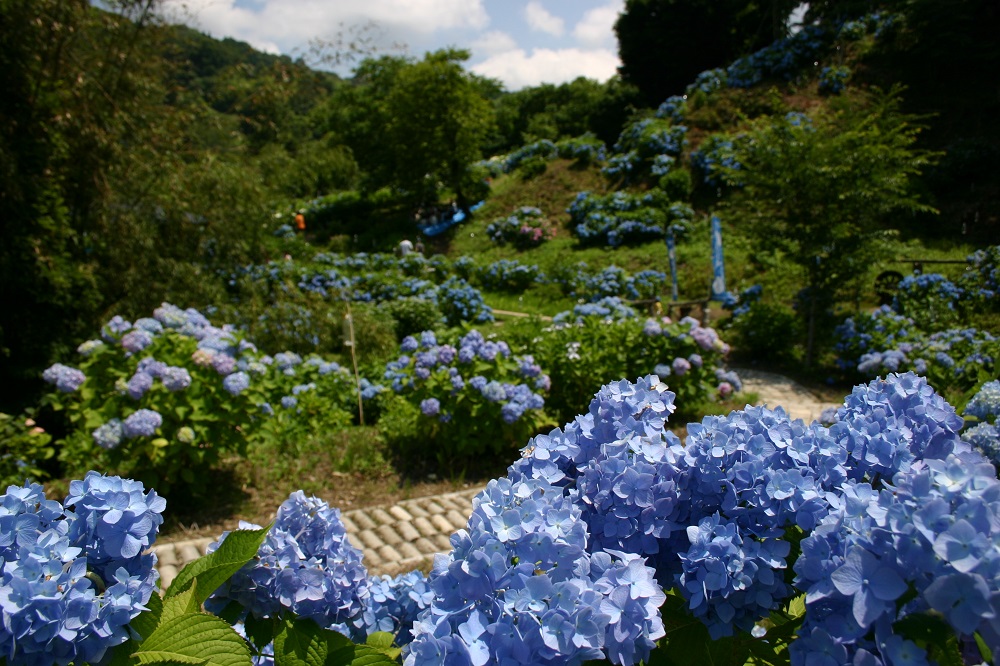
(37, 304, 367, 494)
(5, 372, 998, 666)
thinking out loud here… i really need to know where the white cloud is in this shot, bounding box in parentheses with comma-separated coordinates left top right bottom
(471, 47, 619, 89)
(523, 1, 564, 37)
(572, 0, 623, 48)
(161, 0, 489, 58)
(470, 30, 518, 57)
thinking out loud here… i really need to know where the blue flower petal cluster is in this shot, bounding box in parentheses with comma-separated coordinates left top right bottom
(363, 571, 433, 646)
(966, 380, 1000, 423)
(793, 450, 1000, 664)
(207, 491, 370, 640)
(0, 473, 162, 666)
(42, 364, 86, 393)
(405, 472, 665, 665)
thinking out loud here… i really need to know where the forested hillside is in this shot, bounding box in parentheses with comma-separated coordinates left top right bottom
(2, 0, 998, 412)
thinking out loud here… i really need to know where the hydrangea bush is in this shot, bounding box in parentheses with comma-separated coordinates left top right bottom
(550, 262, 667, 302)
(6, 372, 1000, 666)
(835, 305, 998, 393)
(568, 190, 692, 247)
(473, 259, 545, 293)
(532, 316, 734, 425)
(380, 330, 550, 466)
(484, 207, 555, 249)
(41, 304, 361, 494)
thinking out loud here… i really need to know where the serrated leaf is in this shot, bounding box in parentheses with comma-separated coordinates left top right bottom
(135, 613, 251, 666)
(162, 583, 202, 622)
(134, 652, 207, 666)
(273, 618, 355, 666)
(364, 633, 395, 650)
(165, 525, 270, 606)
(350, 646, 399, 666)
(786, 594, 806, 618)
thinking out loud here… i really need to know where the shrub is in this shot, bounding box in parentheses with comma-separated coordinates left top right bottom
(484, 206, 555, 249)
(379, 330, 550, 469)
(43, 304, 360, 495)
(383, 297, 444, 340)
(892, 272, 965, 328)
(474, 259, 545, 293)
(568, 190, 692, 247)
(532, 316, 733, 424)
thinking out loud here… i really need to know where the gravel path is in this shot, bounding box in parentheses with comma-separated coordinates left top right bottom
(152, 369, 842, 581)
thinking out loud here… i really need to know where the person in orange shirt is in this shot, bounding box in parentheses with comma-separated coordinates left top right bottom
(295, 212, 306, 231)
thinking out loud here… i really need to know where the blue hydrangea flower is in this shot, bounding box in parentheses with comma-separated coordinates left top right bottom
(420, 398, 440, 417)
(42, 363, 86, 393)
(207, 492, 370, 640)
(161, 366, 191, 392)
(0, 474, 162, 666)
(122, 409, 162, 439)
(223, 371, 250, 396)
(126, 371, 153, 400)
(92, 419, 124, 450)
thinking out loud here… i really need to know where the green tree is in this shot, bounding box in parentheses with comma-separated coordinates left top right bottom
(718, 90, 938, 366)
(615, 0, 799, 107)
(329, 50, 495, 213)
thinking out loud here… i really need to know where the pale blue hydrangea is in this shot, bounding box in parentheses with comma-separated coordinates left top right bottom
(126, 372, 153, 400)
(207, 492, 369, 640)
(0, 473, 162, 666)
(120, 329, 154, 354)
(223, 371, 250, 396)
(92, 419, 124, 450)
(122, 409, 162, 439)
(161, 366, 191, 392)
(42, 363, 86, 393)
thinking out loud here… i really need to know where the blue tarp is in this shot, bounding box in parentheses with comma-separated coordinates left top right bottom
(419, 202, 482, 237)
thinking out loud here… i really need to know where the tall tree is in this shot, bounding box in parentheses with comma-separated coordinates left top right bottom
(718, 89, 937, 366)
(615, 0, 799, 107)
(330, 50, 494, 214)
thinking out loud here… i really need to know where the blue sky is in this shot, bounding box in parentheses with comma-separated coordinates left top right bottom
(160, 0, 624, 89)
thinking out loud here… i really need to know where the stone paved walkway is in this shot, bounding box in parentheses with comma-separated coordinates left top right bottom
(152, 369, 842, 583)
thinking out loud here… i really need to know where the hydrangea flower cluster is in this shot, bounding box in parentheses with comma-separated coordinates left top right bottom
(568, 191, 691, 247)
(42, 363, 86, 393)
(363, 570, 433, 646)
(484, 207, 555, 249)
(963, 380, 1000, 464)
(384, 330, 548, 431)
(0, 473, 163, 666)
(792, 448, 999, 665)
(405, 471, 666, 665)
(474, 259, 545, 293)
(835, 304, 998, 392)
(207, 491, 370, 640)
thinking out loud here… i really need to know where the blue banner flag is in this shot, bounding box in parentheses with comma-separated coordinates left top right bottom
(665, 229, 679, 302)
(710, 215, 726, 300)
